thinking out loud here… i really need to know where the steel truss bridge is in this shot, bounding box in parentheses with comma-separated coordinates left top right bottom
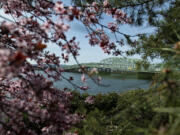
(64, 57, 162, 73)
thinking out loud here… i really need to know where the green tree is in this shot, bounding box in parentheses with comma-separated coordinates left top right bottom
(136, 0, 180, 61)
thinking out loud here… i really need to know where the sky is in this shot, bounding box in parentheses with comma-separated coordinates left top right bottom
(0, 0, 161, 65)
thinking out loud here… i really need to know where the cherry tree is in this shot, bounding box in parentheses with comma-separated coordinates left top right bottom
(0, 0, 133, 134)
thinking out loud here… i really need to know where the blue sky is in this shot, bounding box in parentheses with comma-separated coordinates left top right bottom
(0, 0, 160, 65)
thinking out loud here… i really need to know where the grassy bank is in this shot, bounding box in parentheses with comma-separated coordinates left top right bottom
(67, 88, 180, 135)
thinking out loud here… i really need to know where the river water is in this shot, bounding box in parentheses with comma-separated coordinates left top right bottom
(53, 72, 151, 95)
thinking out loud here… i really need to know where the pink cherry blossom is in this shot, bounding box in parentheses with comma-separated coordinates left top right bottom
(81, 74, 86, 83)
(85, 96, 94, 104)
(53, 1, 65, 14)
(80, 86, 89, 90)
(103, 0, 110, 7)
(108, 22, 118, 32)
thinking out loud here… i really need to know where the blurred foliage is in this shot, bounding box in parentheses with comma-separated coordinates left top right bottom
(68, 89, 164, 135)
